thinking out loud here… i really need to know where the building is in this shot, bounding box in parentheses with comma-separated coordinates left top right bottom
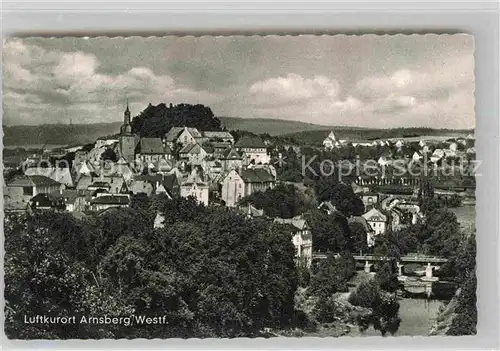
(202, 131, 235, 144)
(362, 208, 388, 237)
(119, 103, 138, 163)
(29, 193, 65, 211)
(317, 201, 338, 215)
(395, 140, 405, 149)
(234, 136, 270, 164)
(135, 137, 173, 164)
(274, 217, 313, 268)
(219, 147, 245, 172)
(178, 143, 210, 165)
(180, 169, 209, 206)
(323, 131, 337, 150)
(24, 166, 74, 188)
(412, 151, 423, 162)
(89, 194, 130, 211)
(221, 166, 276, 207)
(361, 193, 379, 208)
(5, 175, 63, 204)
(237, 203, 264, 218)
(348, 215, 376, 248)
(164, 126, 203, 148)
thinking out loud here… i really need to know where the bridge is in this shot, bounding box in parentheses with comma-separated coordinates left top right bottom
(312, 252, 448, 278)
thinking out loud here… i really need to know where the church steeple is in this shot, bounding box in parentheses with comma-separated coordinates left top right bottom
(121, 101, 132, 135)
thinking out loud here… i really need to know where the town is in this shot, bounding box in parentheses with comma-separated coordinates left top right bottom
(4, 101, 477, 338)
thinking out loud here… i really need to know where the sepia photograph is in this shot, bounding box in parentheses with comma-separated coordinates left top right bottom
(2, 34, 476, 339)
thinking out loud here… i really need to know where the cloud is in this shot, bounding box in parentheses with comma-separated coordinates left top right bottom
(249, 73, 340, 106)
(2, 36, 475, 129)
(2, 39, 217, 125)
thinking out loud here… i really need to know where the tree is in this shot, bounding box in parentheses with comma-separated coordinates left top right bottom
(349, 279, 401, 336)
(375, 262, 399, 293)
(303, 209, 353, 253)
(418, 178, 434, 214)
(349, 221, 368, 254)
(239, 183, 309, 219)
(131, 103, 222, 137)
(310, 254, 355, 298)
(100, 148, 118, 162)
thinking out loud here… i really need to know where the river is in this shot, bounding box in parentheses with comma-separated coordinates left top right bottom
(347, 272, 446, 336)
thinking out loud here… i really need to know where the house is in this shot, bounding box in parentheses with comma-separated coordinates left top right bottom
(24, 166, 74, 188)
(430, 149, 445, 163)
(448, 142, 458, 152)
(418, 139, 426, 148)
(361, 193, 378, 208)
(466, 133, 475, 140)
(221, 166, 276, 207)
(29, 193, 65, 211)
(412, 151, 423, 162)
(466, 146, 476, 155)
(234, 136, 270, 165)
(62, 189, 79, 212)
(164, 126, 203, 148)
(89, 194, 130, 211)
(5, 175, 63, 204)
(348, 215, 375, 248)
(219, 147, 245, 172)
(274, 216, 313, 268)
(178, 143, 209, 165)
(202, 131, 235, 144)
(395, 140, 405, 149)
(95, 136, 119, 149)
(129, 179, 155, 196)
(180, 169, 209, 206)
(135, 137, 173, 164)
(237, 203, 264, 218)
(362, 208, 388, 237)
(378, 156, 391, 167)
(323, 131, 337, 150)
(317, 201, 338, 215)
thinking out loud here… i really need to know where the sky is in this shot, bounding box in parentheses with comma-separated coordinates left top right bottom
(2, 35, 474, 128)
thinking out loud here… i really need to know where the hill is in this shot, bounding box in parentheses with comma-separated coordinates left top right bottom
(2, 117, 333, 146)
(219, 117, 332, 136)
(284, 127, 475, 146)
(2, 123, 122, 147)
(2, 119, 474, 148)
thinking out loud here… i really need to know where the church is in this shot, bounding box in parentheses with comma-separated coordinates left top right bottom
(118, 103, 140, 163)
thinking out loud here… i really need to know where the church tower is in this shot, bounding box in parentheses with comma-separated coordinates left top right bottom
(119, 102, 136, 163)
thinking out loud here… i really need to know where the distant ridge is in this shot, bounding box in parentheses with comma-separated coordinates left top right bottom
(2, 117, 474, 147)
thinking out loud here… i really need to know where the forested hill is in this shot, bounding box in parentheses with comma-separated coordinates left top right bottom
(131, 103, 223, 137)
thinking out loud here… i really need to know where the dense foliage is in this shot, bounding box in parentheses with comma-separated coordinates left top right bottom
(239, 183, 311, 219)
(348, 279, 401, 336)
(131, 103, 223, 137)
(4, 197, 299, 339)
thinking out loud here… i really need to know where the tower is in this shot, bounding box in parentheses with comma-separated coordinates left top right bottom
(119, 102, 136, 163)
(120, 101, 132, 135)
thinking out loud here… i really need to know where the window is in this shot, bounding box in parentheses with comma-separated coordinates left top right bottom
(238, 183, 242, 189)
(23, 187, 32, 196)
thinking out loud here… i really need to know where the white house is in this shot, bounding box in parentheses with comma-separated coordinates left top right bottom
(221, 167, 276, 207)
(395, 140, 405, 149)
(274, 217, 313, 268)
(323, 131, 337, 150)
(234, 136, 270, 165)
(412, 151, 423, 162)
(180, 169, 209, 206)
(362, 208, 388, 237)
